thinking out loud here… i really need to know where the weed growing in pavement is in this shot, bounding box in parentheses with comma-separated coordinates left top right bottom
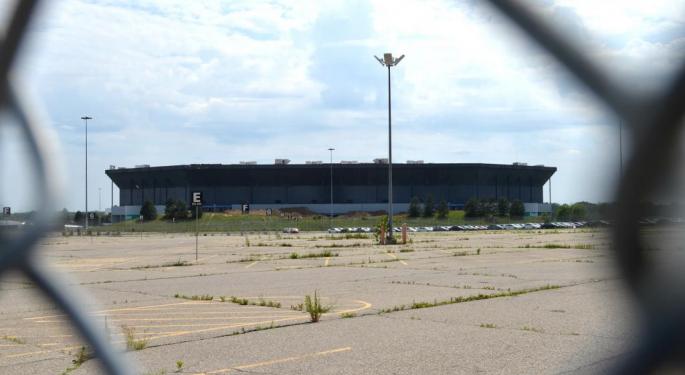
(340, 312, 357, 318)
(378, 284, 561, 314)
(123, 326, 148, 351)
(304, 291, 332, 322)
(174, 293, 213, 301)
(480, 323, 497, 328)
(175, 360, 184, 372)
(289, 251, 338, 259)
(399, 248, 414, 253)
(521, 326, 544, 333)
(2, 335, 25, 344)
(60, 346, 93, 375)
(227, 296, 282, 308)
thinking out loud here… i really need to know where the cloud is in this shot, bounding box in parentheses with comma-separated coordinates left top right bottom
(0, 0, 682, 210)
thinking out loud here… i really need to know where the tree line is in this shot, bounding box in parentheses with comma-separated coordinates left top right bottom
(463, 197, 525, 219)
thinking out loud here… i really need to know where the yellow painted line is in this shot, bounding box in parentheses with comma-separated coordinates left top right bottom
(69, 315, 301, 323)
(385, 252, 408, 265)
(195, 346, 352, 374)
(324, 257, 330, 267)
(245, 261, 259, 269)
(2, 345, 82, 359)
(87, 257, 140, 272)
(333, 300, 373, 315)
(25, 302, 204, 320)
(127, 321, 292, 329)
(144, 316, 306, 341)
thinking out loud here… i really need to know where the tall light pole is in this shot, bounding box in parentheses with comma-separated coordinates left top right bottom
(328, 148, 335, 228)
(81, 116, 92, 230)
(374, 52, 404, 241)
(98, 187, 102, 211)
(110, 165, 115, 223)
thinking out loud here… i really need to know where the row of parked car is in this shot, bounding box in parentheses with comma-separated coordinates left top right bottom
(325, 221, 615, 234)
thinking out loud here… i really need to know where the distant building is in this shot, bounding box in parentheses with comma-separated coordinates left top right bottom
(106, 162, 555, 222)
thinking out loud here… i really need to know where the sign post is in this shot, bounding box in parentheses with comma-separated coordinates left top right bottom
(2, 207, 10, 216)
(192, 192, 203, 261)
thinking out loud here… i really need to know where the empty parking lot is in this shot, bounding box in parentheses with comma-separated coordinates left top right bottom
(0, 229, 636, 374)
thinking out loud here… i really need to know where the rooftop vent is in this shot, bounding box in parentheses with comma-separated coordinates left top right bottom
(513, 162, 528, 166)
(305, 161, 323, 164)
(239, 161, 257, 165)
(406, 160, 424, 164)
(373, 158, 389, 164)
(134, 164, 150, 168)
(275, 158, 291, 165)
(340, 160, 358, 164)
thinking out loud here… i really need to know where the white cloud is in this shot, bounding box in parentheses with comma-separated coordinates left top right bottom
(0, 0, 681, 210)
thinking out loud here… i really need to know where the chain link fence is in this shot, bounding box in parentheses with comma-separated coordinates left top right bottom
(1, 1, 683, 374)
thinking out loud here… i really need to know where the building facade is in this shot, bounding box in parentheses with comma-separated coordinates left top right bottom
(106, 162, 556, 221)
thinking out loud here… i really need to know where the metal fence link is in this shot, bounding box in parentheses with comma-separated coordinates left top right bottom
(0, 1, 134, 374)
(486, 1, 685, 374)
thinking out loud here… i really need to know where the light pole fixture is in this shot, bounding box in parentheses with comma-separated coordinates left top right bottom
(81, 116, 92, 230)
(374, 52, 404, 241)
(328, 148, 335, 226)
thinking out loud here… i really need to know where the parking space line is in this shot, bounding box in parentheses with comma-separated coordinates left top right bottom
(333, 300, 372, 315)
(324, 257, 330, 267)
(195, 346, 352, 374)
(245, 261, 258, 269)
(2, 345, 82, 360)
(144, 316, 307, 341)
(386, 253, 408, 265)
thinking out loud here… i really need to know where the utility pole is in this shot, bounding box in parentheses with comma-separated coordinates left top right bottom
(374, 53, 405, 242)
(81, 116, 92, 230)
(195, 205, 199, 261)
(328, 147, 335, 230)
(110, 165, 115, 223)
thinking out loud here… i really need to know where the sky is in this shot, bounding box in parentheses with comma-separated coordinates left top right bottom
(1, 0, 684, 212)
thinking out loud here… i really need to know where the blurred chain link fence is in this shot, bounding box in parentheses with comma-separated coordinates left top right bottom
(1, 1, 683, 374)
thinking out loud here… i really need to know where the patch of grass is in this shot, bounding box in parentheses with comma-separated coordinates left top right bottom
(378, 284, 562, 313)
(480, 323, 497, 328)
(173, 293, 213, 301)
(399, 248, 414, 253)
(227, 296, 281, 308)
(279, 243, 293, 247)
(123, 326, 148, 351)
(340, 312, 357, 318)
(304, 291, 332, 322)
(167, 259, 191, 267)
(2, 335, 25, 344)
(60, 346, 93, 375)
(453, 251, 470, 256)
(521, 325, 544, 333)
(543, 243, 572, 249)
(315, 243, 362, 248)
(291, 250, 339, 258)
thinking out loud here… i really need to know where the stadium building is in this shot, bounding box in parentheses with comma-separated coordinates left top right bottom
(106, 160, 556, 222)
